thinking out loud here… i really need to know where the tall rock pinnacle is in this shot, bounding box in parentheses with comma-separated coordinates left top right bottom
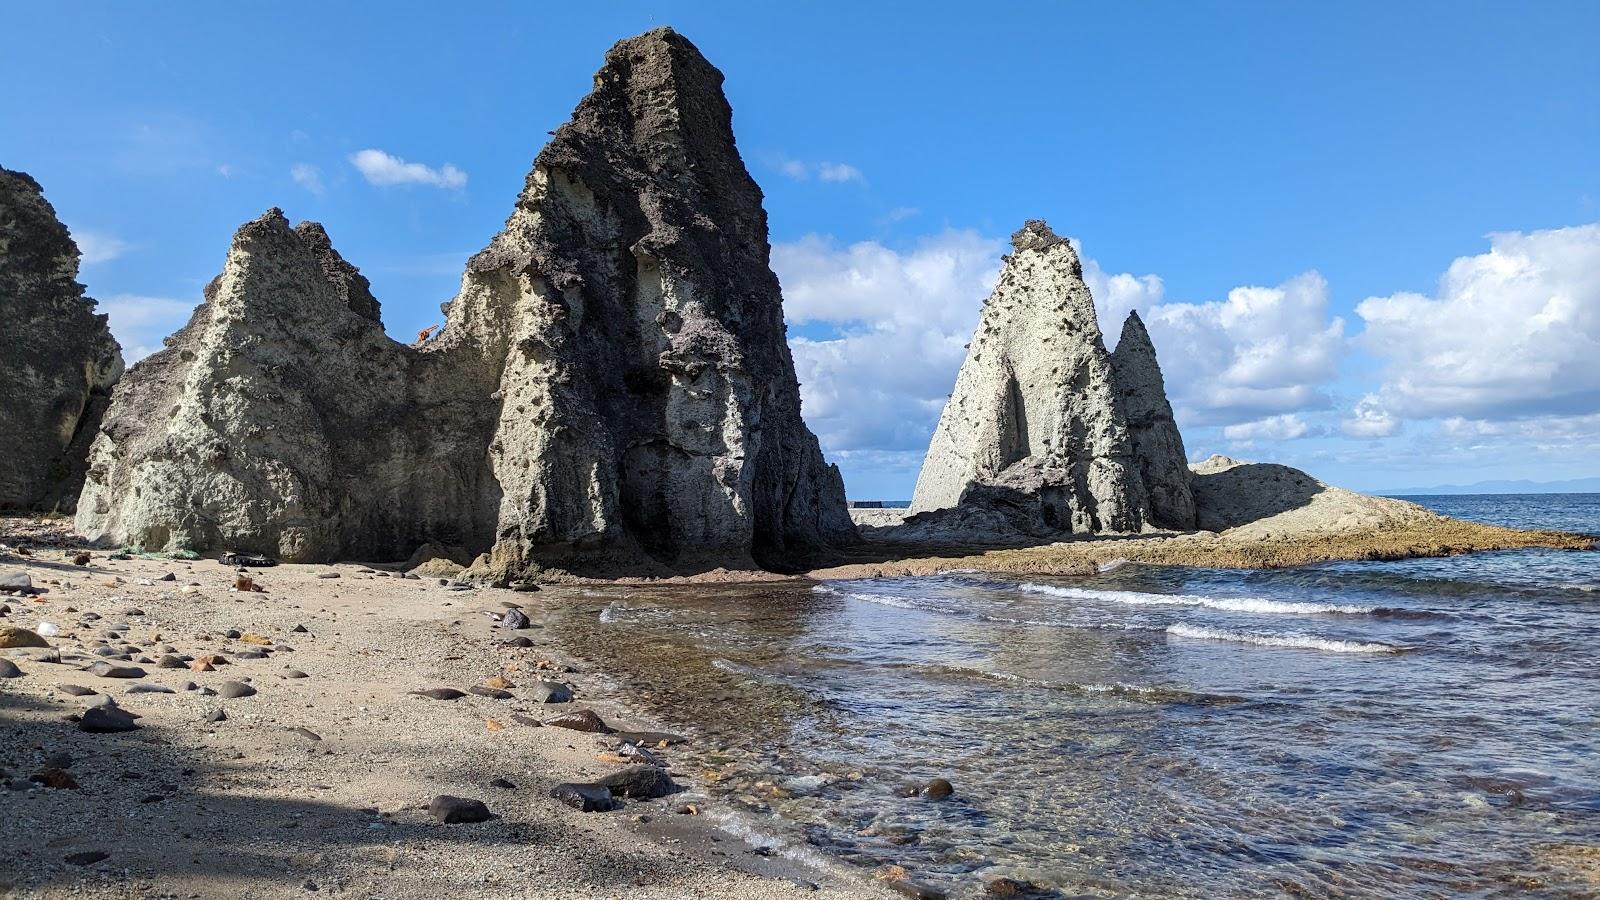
(1110, 311, 1195, 529)
(0, 167, 124, 512)
(76, 28, 855, 577)
(910, 220, 1148, 533)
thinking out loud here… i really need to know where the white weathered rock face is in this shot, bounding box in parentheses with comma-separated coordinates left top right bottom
(1110, 311, 1196, 529)
(75, 28, 855, 577)
(909, 220, 1148, 533)
(0, 167, 124, 512)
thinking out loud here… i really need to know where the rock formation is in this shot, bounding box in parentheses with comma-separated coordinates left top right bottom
(75, 28, 855, 577)
(909, 220, 1148, 534)
(0, 167, 124, 512)
(1110, 311, 1195, 529)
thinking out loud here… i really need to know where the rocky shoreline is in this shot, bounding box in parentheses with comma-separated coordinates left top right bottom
(0, 517, 878, 899)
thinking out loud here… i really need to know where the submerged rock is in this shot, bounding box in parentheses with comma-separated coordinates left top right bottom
(1110, 311, 1195, 530)
(73, 28, 854, 579)
(909, 220, 1148, 534)
(0, 167, 124, 512)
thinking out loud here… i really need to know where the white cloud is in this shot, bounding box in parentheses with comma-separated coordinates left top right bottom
(775, 158, 865, 184)
(776, 230, 1003, 455)
(1078, 244, 1164, 343)
(1223, 414, 1313, 443)
(349, 148, 467, 189)
(1341, 394, 1401, 438)
(99, 294, 196, 363)
(1356, 223, 1600, 421)
(1143, 272, 1346, 427)
(290, 162, 324, 196)
(73, 230, 130, 265)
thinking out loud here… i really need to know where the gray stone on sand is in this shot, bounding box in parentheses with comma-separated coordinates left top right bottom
(532, 680, 573, 704)
(596, 765, 681, 799)
(550, 782, 616, 812)
(216, 681, 257, 699)
(428, 795, 491, 824)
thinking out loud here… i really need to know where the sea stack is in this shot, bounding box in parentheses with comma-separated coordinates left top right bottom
(1110, 310, 1196, 529)
(0, 167, 124, 512)
(75, 211, 496, 563)
(909, 220, 1148, 533)
(75, 28, 854, 577)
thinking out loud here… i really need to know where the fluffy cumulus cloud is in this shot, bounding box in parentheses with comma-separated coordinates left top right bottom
(349, 149, 466, 189)
(1341, 393, 1401, 438)
(1080, 246, 1164, 337)
(1222, 413, 1313, 443)
(99, 294, 197, 363)
(1356, 223, 1600, 422)
(775, 230, 1002, 457)
(1141, 272, 1346, 427)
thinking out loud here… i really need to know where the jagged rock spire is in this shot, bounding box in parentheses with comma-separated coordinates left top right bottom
(910, 219, 1148, 533)
(0, 166, 124, 512)
(1111, 310, 1195, 529)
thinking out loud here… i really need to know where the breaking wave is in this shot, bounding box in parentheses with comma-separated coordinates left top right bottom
(1165, 622, 1406, 654)
(1021, 583, 1387, 616)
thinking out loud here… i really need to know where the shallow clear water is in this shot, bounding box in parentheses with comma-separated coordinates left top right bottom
(550, 494, 1600, 897)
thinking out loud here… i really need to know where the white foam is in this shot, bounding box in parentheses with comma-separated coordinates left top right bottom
(1021, 583, 1380, 616)
(1165, 622, 1404, 654)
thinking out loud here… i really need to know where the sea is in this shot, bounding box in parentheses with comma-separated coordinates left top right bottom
(548, 494, 1600, 897)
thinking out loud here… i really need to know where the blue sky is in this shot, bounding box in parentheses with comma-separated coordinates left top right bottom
(3, 2, 1598, 498)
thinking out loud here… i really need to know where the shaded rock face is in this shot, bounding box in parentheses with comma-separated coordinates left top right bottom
(440, 27, 853, 578)
(910, 220, 1148, 534)
(75, 28, 853, 576)
(0, 167, 124, 512)
(1110, 311, 1195, 529)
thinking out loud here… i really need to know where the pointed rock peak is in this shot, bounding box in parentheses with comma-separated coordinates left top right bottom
(294, 220, 381, 322)
(1010, 219, 1067, 253)
(1116, 309, 1154, 352)
(1110, 309, 1195, 530)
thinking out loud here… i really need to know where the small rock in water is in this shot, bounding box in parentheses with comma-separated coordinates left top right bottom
(86, 662, 146, 679)
(0, 659, 21, 678)
(922, 778, 955, 801)
(532, 680, 573, 704)
(216, 681, 257, 699)
(79, 706, 140, 733)
(411, 687, 466, 701)
(428, 795, 491, 824)
(550, 782, 616, 812)
(500, 608, 530, 629)
(544, 709, 608, 733)
(596, 766, 681, 799)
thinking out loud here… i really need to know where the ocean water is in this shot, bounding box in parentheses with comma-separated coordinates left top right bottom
(551, 494, 1600, 897)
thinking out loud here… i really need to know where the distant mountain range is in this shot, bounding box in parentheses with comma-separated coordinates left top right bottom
(1384, 476, 1600, 496)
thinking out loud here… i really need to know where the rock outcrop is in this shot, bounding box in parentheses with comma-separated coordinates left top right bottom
(1110, 311, 1195, 529)
(75, 28, 854, 577)
(0, 167, 124, 512)
(909, 220, 1148, 534)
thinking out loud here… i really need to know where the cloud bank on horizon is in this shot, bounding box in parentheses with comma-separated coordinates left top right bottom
(774, 220, 1600, 497)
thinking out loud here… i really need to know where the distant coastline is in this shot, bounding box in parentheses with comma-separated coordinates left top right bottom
(1384, 477, 1600, 496)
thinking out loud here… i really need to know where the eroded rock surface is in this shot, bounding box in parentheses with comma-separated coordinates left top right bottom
(0, 167, 124, 511)
(75, 28, 853, 577)
(909, 220, 1148, 534)
(1110, 311, 1195, 529)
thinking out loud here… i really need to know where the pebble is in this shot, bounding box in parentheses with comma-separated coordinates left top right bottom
(156, 654, 187, 669)
(79, 706, 140, 733)
(533, 680, 573, 704)
(550, 782, 616, 812)
(283, 670, 309, 679)
(205, 709, 228, 723)
(545, 709, 609, 733)
(126, 684, 175, 694)
(503, 636, 534, 648)
(500, 608, 531, 630)
(467, 686, 512, 699)
(411, 687, 466, 701)
(63, 850, 109, 866)
(291, 623, 309, 632)
(922, 778, 955, 801)
(0, 659, 21, 678)
(428, 795, 492, 824)
(216, 681, 257, 699)
(489, 777, 516, 789)
(289, 727, 322, 741)
(86, 662, 146, 679)
(57, 684, 97, 697)
(0, 625, 49, 648)
(596, 765, 681, 799)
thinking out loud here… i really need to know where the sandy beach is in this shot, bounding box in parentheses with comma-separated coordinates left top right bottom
(0, 518, 881, 899)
